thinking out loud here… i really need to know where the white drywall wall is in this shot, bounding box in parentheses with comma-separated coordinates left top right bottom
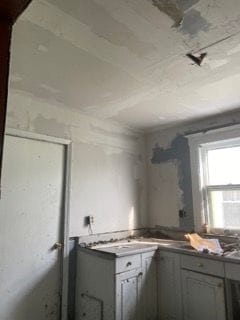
(148, 160, 182, 228)
(6, 89, 147, 237)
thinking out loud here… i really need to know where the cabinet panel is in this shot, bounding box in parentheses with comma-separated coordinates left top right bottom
(116, 268, 143, 320)
(158, 251, 182, 320)
(116, 254, 141, 274)
(182, 270, 226, 320)
(79, 294, 103, 320)
(181, 255, 224, 277)
(75, 251, 115, 320)
(225, 262, 240, 281)
(141, 251, 158, 320)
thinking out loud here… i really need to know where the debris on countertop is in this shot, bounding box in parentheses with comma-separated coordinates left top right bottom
(78, 230, 240, 261)
(185, 233, 223, 255)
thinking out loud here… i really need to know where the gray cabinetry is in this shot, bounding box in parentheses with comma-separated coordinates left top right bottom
(76, 244, 238, 320)
(157, 251, 182, 320)
(76, 248, 158, 320)
(181, 269, 226, 320)
(76, 250, 115, 320)
(225, 262, 240, 320)
(181, 254, 224, 277)
(141, 251, 158, 320)
(116, 268, 143, 320)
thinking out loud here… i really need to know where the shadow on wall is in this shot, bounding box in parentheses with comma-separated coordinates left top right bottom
(0, 237, 79, 320)
(68, 238, 78, 320)
(151, 134, 194, 230)
(1, 260, 62, 320)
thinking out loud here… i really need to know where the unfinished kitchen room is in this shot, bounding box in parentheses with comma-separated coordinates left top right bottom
(1, 0, 240, 320)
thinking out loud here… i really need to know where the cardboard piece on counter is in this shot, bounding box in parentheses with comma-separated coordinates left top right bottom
(185, 233, 223, 255)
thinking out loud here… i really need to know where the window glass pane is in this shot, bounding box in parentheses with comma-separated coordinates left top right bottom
(207, 146, 240, 185)
(208, 189, 240, 229)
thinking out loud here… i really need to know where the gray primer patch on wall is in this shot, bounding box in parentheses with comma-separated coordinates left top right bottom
(177, 0, 200, 11)
(180, 9, 211, 37)
(151, 134, 194, 229)
(152, 0, 184, 27)
(151, 0, 200, 27)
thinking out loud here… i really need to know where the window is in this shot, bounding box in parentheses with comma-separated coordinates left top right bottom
(201, 142, 240, 231)
(188, 126, 240, 234)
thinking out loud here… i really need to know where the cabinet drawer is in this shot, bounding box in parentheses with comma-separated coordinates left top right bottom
(115, 254, 141, 274)
(181, 254, 224, 277)
(225, 262, 240, 281)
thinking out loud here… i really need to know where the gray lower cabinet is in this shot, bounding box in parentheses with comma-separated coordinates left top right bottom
(141, 251, 158, 320)
(181, 270, 226, 320)
(76, 246, 234, 320)
(76, 250, 115, 320)
(157, 251, 183, 320)
(75, 249, 158, 320)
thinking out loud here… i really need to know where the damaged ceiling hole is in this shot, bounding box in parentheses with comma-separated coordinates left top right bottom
(186, 52, 207, 66)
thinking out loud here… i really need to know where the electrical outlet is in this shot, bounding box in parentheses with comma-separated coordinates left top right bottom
(84, 215, 94, 226)
(179, 209, 186, 218)
(89, 215, 94, 225)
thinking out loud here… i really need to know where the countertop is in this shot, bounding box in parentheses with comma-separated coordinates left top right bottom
(79, 237, 240, 263)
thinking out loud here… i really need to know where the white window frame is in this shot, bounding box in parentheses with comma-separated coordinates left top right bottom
(187, 124, 240, 234)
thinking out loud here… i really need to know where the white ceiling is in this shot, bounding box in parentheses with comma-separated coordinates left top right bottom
(10, 0, 240, 131)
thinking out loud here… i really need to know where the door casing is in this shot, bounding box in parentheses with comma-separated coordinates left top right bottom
(5, 127, 72, 320)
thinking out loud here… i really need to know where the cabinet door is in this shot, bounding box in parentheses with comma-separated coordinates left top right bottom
(116, 268, 143, 320)
(182, 270, 226, 320)
(141, 251, 158, 320)
(158, 251, 182, 320)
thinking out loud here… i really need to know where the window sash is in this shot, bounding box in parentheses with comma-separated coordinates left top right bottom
(206, 185, 240, 232)
(201, 142, 240, 231)
(187, 125, 240, 233)
(206, 185, 240, 191)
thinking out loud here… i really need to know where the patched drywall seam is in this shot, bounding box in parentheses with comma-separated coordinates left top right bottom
(151, 134, 194, 229)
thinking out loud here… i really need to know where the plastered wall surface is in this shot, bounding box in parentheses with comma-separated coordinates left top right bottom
(147, 109, 240, 231)
(6, 89, 147, 237)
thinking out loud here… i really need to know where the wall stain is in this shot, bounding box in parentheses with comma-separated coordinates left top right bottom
(32, 114, 67, 138)
(151, 134, 194, 229)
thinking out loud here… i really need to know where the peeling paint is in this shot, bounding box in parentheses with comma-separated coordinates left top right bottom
(151, 134, 194, 229)
(180, 9, 211, 37)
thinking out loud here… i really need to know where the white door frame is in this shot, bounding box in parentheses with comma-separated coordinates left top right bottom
(5, 128, 72, 320)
